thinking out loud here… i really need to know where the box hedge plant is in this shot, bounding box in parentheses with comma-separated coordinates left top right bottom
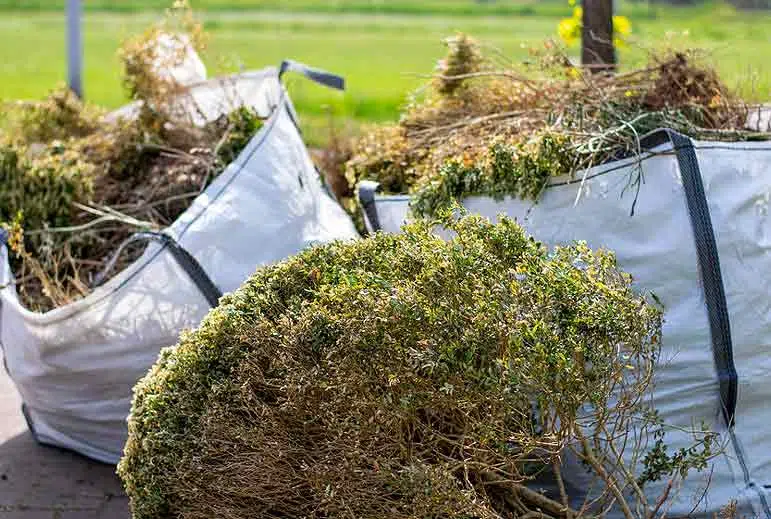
(119, 213, 714, 519)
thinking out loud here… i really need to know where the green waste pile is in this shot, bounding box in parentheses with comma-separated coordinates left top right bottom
(346, 35, 764, 218)
(0, 2, 262, 312)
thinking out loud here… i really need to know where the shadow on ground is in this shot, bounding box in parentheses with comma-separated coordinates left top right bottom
(0, 431, 128, 519)
(0, 355, 129, 519)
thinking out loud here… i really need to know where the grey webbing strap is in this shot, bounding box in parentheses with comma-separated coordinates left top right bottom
(642, 129, 737, 429)
(95, 232, 222, 308)
(669, 131, 737, 429)
(2, 228, 221, 308)
(638, 130, 771, 518)
(278, 60, 345, 91)
(357, 180, 382, 232)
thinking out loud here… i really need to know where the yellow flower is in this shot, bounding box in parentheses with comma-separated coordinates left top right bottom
(568, 0, 576, 6)
(558, 7, 582, 47)
(613, 15, 632, 36)
(613, 15, 632, 48)
(558, 18, 580, 46)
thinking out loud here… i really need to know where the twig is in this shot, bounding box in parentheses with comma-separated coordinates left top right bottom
(647, 479, 673, 519)
(521, 512, 557, 519)
(140, 142, 211, 164)
(575, 429, 636, 519)
(75, 203, 159, 229)
(484, 471, 586, 519)
(410, 70, 541, 91)
(687, 465, 714, 518)
(552, 457, 574, 519)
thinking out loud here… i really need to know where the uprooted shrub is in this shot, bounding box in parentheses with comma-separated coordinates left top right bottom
(118, 213, 716, 519)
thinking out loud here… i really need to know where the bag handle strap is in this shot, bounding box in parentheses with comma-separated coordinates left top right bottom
(357, 180, 382, 233)
(278, 60, 345, 91)
(94, 231, 222, 308)
(641, 128, 737, 429)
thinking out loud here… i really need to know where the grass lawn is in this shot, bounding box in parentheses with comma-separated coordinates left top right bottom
(0, 2, 769, 144)
(0, 0, 663, 16)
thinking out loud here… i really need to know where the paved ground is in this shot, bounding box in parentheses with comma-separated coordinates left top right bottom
(0, 354, 129, 519)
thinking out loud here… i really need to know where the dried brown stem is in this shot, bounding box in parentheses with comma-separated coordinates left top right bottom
(575, 429, 635, 519)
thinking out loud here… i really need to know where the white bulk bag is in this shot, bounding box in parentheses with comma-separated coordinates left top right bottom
(150, 32, 208, 87)
(104, 66, 281, 127)
(0, 63, 359, 464)
(357, 130, 771, 519)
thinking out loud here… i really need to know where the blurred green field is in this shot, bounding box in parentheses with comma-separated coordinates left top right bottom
(0, 2, 769, 144)
(0, 0, 658, 16)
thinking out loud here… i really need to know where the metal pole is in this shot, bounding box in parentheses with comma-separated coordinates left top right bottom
(67, 0, 82, 98)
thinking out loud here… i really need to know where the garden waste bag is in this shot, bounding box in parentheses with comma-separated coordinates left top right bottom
(358, 130, 771, 519)
(0, 62, 358, 464)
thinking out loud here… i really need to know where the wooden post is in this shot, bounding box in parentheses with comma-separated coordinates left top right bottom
(67, 0, 83, 98)
(581, 0, 615, 73)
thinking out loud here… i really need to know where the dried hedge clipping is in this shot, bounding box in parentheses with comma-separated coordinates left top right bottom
(119, 213, 715, 519)
(346, 35, 766, 218)
(0, 2, 263, 312)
